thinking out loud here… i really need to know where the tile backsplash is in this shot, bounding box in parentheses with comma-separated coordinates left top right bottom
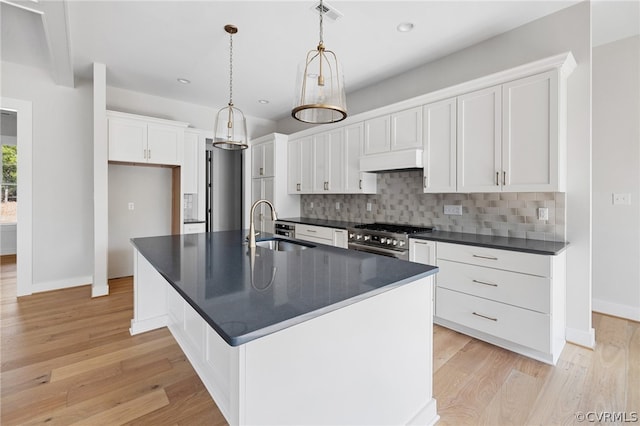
(300, 170, 566, 241)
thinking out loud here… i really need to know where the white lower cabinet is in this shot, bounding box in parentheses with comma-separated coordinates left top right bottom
(295, 224, 348, 249)
(183, 222, 205, 234)
(411, 240, 566, 365)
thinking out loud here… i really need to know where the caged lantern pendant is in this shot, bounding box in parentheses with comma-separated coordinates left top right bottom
(291, 0, 347, 124)
(213, 24, 248, 150)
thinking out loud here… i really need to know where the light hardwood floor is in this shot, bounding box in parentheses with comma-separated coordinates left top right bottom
(1, 255, 638, 425)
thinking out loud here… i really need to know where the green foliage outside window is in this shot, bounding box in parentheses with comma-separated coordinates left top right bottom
(2, 144, 17, 199)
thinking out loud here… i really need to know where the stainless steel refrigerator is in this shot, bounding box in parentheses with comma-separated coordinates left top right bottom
(205, 140, 243, 232)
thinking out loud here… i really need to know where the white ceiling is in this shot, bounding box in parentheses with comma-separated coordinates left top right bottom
(1, 0, 638, 122)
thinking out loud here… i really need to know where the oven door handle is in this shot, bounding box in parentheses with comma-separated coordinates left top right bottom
(348, 242, 407, 259)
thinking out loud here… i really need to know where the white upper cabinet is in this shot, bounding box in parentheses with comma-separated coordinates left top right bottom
(251, 133, 299, 232)
(391, 106, 423, 150)
(457, 85, 502, 193)
(363, 115, 390, 155)
(107, 111, 188, 166)
(364, 106, 423, 155)
(252, 140, 274, 178)
(344, 123, 377, 194)
(288, 136, 314, 194)
(502, 70, 561, 192)
(183, 131, 199, 194)
(313, 130, 344, 193)
(422, 98, 457, 193)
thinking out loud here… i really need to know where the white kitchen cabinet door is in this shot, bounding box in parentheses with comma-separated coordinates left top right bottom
(409, 239, 436, 265)
(313, 133, 329, 193)
(147, 124, 182, 166)
(391, 106, 423, 151)
(251, 178, 266, 233)
(299, 136, 314, 193)
(344, 123, 377, 194)
(252, 140, 274, 178)
(363, 115, 390, 155)
(502, 70, 560, 192)
(287, 139, 301, 194)
(262, 177, 275, 234)
(457, 85, 502, 193)
(183, 131, 199, 194)
(287, 136, 313, 194)
(108, 117, 147, 163)
(423, 98, 457, 193)
(319, 130, 345, 193)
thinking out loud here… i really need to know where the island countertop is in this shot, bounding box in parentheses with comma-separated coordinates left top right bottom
(130, 230, 438, 346)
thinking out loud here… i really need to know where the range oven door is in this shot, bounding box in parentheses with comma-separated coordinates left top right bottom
(348, 242, 408, 260)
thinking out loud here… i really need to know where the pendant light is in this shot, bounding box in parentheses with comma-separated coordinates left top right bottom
(213, 24, 248, 150)
(291, 0, 347, 124)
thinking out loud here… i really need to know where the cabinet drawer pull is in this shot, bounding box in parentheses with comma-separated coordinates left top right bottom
(305, 229, 316, 233)
(503, 171, 506, 186)
(472, 254, 498, 260)
(472, 279, 498, 287)
(359, 179, 362, 190)
(472, 312, 498, 322)
(495, 171, 499, 186)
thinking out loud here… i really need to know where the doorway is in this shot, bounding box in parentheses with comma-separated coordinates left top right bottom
(0, 98, 33, 297)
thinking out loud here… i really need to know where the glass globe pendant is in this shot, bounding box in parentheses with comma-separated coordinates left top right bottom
(291, 0, 347, 124)
(213, 24, 248, 150)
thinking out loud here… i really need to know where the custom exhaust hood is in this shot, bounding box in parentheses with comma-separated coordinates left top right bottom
(359, 148, 424, 172)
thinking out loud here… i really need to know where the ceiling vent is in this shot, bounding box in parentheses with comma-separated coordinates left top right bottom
(311, 1, 343, 22)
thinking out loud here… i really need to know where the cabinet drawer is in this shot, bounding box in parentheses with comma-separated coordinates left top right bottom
(436, 287, 550, 353)
(437, 242, 550, 277)
(295, 224, 334, 241)
(437, 259, 550, 313)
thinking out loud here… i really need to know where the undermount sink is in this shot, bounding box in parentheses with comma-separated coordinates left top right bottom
(255, 238, 315, 252)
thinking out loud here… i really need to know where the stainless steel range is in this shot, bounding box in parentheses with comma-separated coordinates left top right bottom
(347, 223, 433, 260)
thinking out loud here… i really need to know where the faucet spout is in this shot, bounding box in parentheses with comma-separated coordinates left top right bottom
(248, 199, 278, 248)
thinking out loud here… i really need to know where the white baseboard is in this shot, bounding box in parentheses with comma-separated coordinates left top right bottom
(31, 275, 92, 294)
(593, 298, 640, 322)
(565, 326, 596, 349)
(130, 315, 168, 336)
(92, 284, 109, 298)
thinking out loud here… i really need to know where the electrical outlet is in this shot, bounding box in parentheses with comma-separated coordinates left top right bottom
(335, 202, 340, 210)
(128, 202, 135, 211)
(537, 207, 549, 221)
(366, 202, 372, 212)
(309, 202, 314, 209)
(613, 193, 631, 205)
(443, 205, 462, 215)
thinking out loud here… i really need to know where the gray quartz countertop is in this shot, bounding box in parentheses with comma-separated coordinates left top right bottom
(130, 230, 437, 346)
(411, 231, 568, 255)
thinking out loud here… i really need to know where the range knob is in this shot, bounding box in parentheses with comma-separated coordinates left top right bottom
(349, 233, 355, 239)
(356, 234, 362, 240)
(392, 239, 398, 246)
(398, 240, 406, 247)
(380, 237, 386, 244)
(387, 239, 393, 245)
(364, 235, 371, 241)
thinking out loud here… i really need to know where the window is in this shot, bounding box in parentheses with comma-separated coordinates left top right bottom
(1, 144, 17, 223)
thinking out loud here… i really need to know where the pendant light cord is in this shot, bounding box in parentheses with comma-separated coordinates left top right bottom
(229, 30, 233, 106)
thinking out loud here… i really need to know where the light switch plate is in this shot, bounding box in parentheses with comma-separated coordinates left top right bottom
(444, 205, 462, 215)
(366, 202, 372, 212)
(128, 202, 135, 211)
(335, 202, 340, 210)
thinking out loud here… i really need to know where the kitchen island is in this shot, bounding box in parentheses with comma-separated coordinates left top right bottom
(130, 230, 439, 425)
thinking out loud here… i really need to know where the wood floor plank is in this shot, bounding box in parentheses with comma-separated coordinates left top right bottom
(628, 320, 640, 415)
(432, 324, 473, 373)
(479, 369, 543, 425)
(69, 389, 170, 426)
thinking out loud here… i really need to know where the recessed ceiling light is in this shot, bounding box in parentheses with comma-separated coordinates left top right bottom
(177, 78, 191, 84)
(397, 22, 414, 33)
(258, 99, 270, 104)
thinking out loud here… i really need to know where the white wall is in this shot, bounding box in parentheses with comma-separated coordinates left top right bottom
(108, 164, 172, 278)
(278, 2, 594, 346)
(1, 61, 94, 290)
(592, 35, 640, 321)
